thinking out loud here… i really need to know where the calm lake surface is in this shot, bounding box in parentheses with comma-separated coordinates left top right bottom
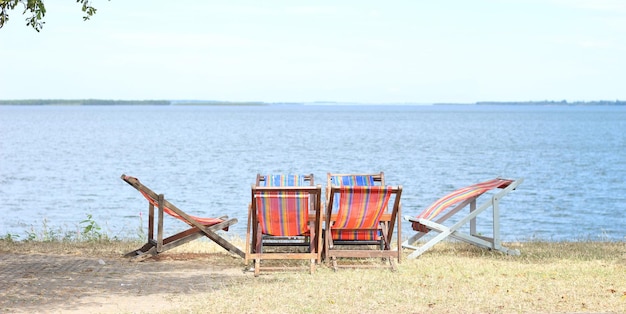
(1, 104, 624, 242)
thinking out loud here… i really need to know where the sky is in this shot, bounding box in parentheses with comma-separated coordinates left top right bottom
(1, 0, 625, 104)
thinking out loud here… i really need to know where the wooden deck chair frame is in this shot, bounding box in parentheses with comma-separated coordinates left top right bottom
(402, 177, 523, 259)
(324, 184, 402, 271)
(245, 174, 323, 276)
(250, 174, 317, 249)
(246, 174, 317, 257)
(121, 174, 244, 261)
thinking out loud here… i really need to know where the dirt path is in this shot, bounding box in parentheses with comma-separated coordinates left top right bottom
(0, 252, 249, 313)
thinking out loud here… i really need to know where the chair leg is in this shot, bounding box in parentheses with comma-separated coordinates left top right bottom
(389, 257, 397, 272)
(124, 242, 153, 257)
(254, 259, 260, 277)
(245, 205, 252, 265)
(125, 244, 158, 262)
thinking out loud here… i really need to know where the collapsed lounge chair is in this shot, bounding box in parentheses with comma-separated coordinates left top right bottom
(121, 174, 244, 261)
(402, 177, 523, 259)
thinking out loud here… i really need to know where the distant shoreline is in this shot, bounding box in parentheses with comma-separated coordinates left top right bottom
(0, 99, 624, 106)
(0, 99, 267, 106)
(437, 100, 626, 106)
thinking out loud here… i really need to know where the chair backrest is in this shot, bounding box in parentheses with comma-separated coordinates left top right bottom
(327, 172, 384, 213)
(417, 178, 514, 221)
(253, 174, 319, 237)
(327, 185, 401, 240)
(334, 186, 393, 228)
(254, 190, 311, 236)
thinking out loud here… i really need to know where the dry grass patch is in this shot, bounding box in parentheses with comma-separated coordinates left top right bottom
(1, 239, 624, 313)
(0, 234, 246, 257)
(0, 239, 140, 257)
(169, 241, 625, 314)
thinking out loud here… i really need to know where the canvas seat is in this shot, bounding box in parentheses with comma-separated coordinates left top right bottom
(402, 177, 523, 259)
(245, 174, 323, 276)
(324, 181, 402, 271)
(121, 174, 244, 261)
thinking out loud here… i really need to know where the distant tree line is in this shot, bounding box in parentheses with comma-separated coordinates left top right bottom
(0, 99, 269, 106)
(0, 99, 170, 106)
(473, 100, 625, 106)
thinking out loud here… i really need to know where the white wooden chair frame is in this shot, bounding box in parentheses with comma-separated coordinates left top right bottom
(402, 178, 523, 259)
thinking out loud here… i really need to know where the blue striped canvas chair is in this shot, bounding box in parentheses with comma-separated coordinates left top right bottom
(245, 174, 322, 276)
(402, 178, 523, 259)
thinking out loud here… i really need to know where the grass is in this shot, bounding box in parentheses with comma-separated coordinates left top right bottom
(1, 238, 624, 313)
(172, 241, 626, 313)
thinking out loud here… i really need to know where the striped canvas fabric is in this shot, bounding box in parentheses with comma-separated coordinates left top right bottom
(139, 190, 224, 226)
(255, 191, 310, 236)
(331, 186, 393, 241)
(329, 174, 377, 213)
(329, 175, 380, 240)
(417, 178, 513, 221)
(330, 175, 376, 186)
(261, 174, 306, 187)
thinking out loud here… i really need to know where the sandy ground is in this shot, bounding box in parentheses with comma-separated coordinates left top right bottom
(0, 252, 249, 313)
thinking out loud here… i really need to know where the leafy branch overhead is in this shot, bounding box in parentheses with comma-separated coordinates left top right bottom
(0, 0, 100, 32)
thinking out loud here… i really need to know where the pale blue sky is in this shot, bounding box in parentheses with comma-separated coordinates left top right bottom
(1, 0, 625, 103)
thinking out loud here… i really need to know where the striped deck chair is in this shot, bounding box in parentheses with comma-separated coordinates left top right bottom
(121, 175, 244, 261)
(402, 177, 524, 259)
(324, 184, 402, 271)
(246, 174, 322, 276)
(246, 174, 316, 255)
(326, 172, 386, 246)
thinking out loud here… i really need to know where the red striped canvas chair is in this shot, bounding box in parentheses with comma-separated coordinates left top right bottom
(324, 183, 402, 271)
(121, 174, 244, 261)
(246, 174, 322, 276)
(326, 172, 386, 246)
(246, 174, 317, 256)
(402, 177, 523, 259)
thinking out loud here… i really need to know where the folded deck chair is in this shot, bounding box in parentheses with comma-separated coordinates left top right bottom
(121, 174, 244, 261)
(245, 174, 323, 276)
(402, 177, 523, 259)
(325, 184, 403, 271)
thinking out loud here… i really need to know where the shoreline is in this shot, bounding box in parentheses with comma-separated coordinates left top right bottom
(1, 99, 625, 106)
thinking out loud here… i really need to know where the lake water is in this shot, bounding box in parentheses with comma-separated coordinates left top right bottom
(1, 104, 625, 242)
